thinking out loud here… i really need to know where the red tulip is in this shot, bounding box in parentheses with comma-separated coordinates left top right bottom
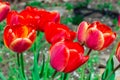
(19, 6, 40, 27)
(37, 9, 60, 32)
(3, 24, 36, 53)
(7, 10, 24, 26)
(118, 14, 120, 27)
(77, 21, 116, 50)
(0, 1, 10, 22)
(7, 6, 60, 32)
(50, 41, 89, 73)
(45, 22, 76, 44)
(116, 42, 120, 62)
(20, 6, 60, 32)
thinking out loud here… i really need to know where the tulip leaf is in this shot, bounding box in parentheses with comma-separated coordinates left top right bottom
(101, 57, 115, 80)
(0, 72, 6, 80)
(101, 46, 116, 80)
(32, 52, 40, 80)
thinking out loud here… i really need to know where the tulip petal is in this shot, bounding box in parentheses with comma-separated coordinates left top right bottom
(50, 42, 69, 72)
(63, 53, 88, 73)
(50, 11, 60, 23)
(0, 2, 10, 22)
(116, 42, 120, 62)
(3, 25, 16, 47)
(9, 38, 32, 53)
(77, 21, 89, 44)
(45, 22, 74, 44)
(95, 21, 112, 33)
(85, 28, 104, 50)
(100, 33, 116, 50)
(7, 11, 24, 25)
(63, 42, 88, 73)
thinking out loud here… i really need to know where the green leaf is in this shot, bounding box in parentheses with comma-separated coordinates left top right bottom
(0, 72, 6, 80)
(26, 1, 48, 8)
(0, 56, 3, 63)
(64, 2, 74, 10)
(101, 47, 116, 80)
(32, 53, 40, 80)
(102, 57, 115, 80)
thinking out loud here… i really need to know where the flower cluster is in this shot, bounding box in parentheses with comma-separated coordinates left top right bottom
(3, 4, 117, 73)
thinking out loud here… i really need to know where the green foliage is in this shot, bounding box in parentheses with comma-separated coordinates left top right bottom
(26, 1, 48, 8)
(0, 56, 3, 63)
(97, 2, 113, 11)
(0, 72, 6, 80)
(72, 15, 84, 25)
(64, 2, 74, 10)
(102, 46, 115, 80)
(77, 51, 100, 80)
(74, 0, 92, 9)
(102, 57, 115, 80)
(61, 16, 72, 25)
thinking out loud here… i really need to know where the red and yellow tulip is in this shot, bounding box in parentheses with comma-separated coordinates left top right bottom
(77, 21, 116, 50)
(3, 24, 36, 53)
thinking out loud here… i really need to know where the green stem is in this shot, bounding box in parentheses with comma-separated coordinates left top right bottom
(86, 49, 92, 56)
(81, 65, 85, 80)
(105, 64, 120, 80)
(40, 54, 45, 78)
(63, 73, 68, 80)
(52, 70, 58, 79)
(17, 53, 20, 67)
(20, 53, 26, 79)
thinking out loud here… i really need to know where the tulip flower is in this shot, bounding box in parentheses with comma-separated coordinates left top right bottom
(19, 6, 40, 27)
(7, 10, 24, 26)
(7, 6, 60, 32)
(7, 7, 38, 30)
(3, 24, 36, 53)
(45, 22, 76, 44)
(118, 14, 120, 27)
(20, 6, 60, 31)
(77, 21, 116, 50)
(37, 9, 60, 32)
(50, 41, 88, 73)
(116, 42, 120, 62)
(0, 1, 10, 22)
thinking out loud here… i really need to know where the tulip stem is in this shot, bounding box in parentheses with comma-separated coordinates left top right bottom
(52, 70, 58, 78)
(40, 54, 45, 78)
(17, 53, 20, 67)
(17, 53, 26, 79)
(86, 49, 92, 56)
(105, 64, 120, 80)
(20, 53, 26, 79)
(63, 73, 68, 80)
